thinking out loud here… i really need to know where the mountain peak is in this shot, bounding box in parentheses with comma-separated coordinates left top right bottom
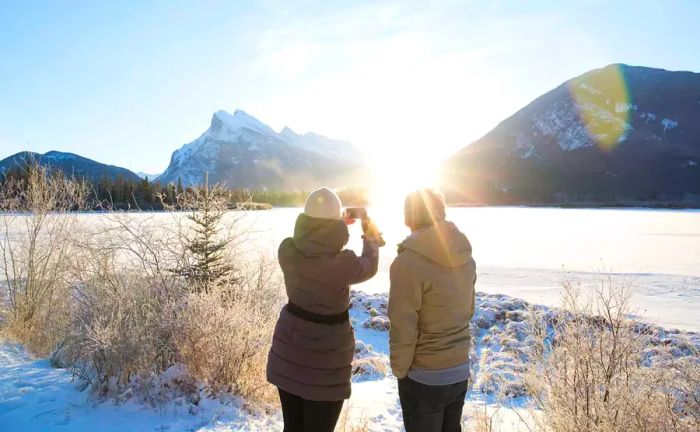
(279, 126, 298, 141)
(209, 109, 275, 137)
(233, 109, 251, 117)
(159, 110, 364, 188)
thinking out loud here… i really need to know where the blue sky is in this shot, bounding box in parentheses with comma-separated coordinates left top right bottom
(1, 0, 699, 173)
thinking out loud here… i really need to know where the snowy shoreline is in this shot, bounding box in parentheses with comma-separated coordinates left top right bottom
(2, 290, 698, 431)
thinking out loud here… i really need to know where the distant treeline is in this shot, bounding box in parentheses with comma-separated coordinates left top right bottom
(0, 167, 369, 210)
(442, 180, 700, 209)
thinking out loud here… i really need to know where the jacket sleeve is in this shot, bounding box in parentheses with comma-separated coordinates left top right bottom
(347, 238, 379, 284)
(388, 255, 422, 379)
(333, 238, 379, 286)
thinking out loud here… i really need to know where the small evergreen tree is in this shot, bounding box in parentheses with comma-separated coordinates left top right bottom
(171, 174, 234, 294)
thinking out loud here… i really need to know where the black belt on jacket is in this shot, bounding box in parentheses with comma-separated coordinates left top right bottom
(286, 301, 349, 325)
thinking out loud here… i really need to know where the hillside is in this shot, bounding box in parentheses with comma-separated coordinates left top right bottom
(443, 64, 700, 205)
(0, 151, 141, 183)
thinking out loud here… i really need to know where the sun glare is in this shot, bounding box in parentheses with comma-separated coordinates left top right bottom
(367, 150, 442, 217)
(569, 64, 631, 152)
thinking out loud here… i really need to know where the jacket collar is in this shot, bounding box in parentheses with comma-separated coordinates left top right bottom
(398, 221, 472, 267)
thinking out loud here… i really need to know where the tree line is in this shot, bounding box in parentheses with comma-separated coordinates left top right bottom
(0, 166, 369, 210)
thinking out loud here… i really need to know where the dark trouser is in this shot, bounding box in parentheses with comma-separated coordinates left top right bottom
(398, 377, 469, 432)
(277, 388, 344, 432)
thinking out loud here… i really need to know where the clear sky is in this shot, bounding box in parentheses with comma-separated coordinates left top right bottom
(1, 0, 699, 174)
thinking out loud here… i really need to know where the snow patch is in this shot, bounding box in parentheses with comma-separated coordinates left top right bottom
(578, 83, 601, 95)
(43, 151, 78, 162)
(640, 112, 657, 124)
(661, 118, 679, 131)
(531, 101, 593, 151)
(514, 133, 535, 159)
(615, 102, 637, 113)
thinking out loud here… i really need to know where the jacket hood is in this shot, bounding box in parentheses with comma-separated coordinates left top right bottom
(398, 221, 472, 267)
(293, 213, 349, 256)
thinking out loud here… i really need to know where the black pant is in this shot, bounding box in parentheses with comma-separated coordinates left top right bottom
(277, 388, 344, 432)
(398, 377, 468, 432)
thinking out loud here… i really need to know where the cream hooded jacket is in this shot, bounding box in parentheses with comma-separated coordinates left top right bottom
(388, 221, 476, 379)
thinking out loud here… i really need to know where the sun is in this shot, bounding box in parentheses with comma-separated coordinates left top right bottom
(367, 150, 442, 215)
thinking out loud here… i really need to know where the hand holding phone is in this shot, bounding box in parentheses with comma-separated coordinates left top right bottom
(361, 217, 386, 247)
(345, 207, 367, 221)
(344, 207, 385, 246)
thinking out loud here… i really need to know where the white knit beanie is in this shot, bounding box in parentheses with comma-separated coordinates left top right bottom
(304, 187, 342, 220)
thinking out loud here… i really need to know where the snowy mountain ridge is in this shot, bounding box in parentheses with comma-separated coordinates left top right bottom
(157, 110, 364, 189)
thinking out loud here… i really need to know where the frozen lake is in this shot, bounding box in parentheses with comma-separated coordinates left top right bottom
(244, 207, 700, 331)
(4, 206, 699, 330)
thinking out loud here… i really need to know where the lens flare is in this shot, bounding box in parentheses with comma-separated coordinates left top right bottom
(367, 151, 442, 221)
(569, 64, 631, 152)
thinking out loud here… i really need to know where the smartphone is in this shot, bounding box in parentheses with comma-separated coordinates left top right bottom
(345, 207, 368, 220)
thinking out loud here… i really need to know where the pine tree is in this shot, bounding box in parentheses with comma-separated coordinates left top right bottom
(176, 177, 184, 195)
(139, 177, 151, 204)
(175, 174, 234, 294)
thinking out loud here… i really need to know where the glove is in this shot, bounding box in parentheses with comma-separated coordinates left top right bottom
(362, 217, 386, 247)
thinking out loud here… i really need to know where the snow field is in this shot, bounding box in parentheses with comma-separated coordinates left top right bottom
(2, 289, 698, 431)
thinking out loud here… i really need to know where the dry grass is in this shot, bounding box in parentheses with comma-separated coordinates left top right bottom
(464, 403, 503, 432)
(524, 278, 700, 432)
(335, 404, 369, 432)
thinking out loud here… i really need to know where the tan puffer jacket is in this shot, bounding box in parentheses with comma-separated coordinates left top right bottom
(388, 221, 476, 379)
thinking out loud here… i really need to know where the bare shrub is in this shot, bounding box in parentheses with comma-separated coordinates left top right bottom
(524, 277, 700, 432)
(59, 272, 186, 396)
(51, 181, 283, 406)
(52, 207, 187, 395)
(0, 168, 291, 408)
(175, 260, 283, 402)
(0, 163, 89, 354)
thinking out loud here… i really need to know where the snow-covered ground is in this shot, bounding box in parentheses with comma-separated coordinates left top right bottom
(0, 343, 281, 431)
(3, 290, 698, 431)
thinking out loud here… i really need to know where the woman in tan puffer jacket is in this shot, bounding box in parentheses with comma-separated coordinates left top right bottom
(389, 188, 476, 432)
(267, 187, 381, 432)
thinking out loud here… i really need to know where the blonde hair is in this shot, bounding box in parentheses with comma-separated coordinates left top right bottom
(404, 188, 446, 230)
